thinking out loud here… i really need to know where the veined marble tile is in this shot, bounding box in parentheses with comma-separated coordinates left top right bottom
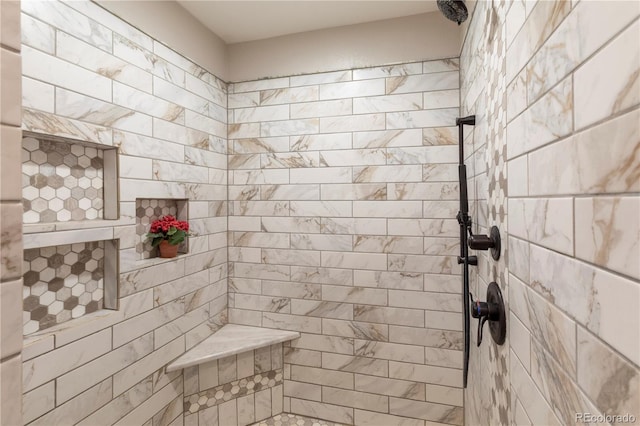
(291, 365, 353, 390)
(290, 70, 352, 87)
(355, 340, 425, 365)
(423, 58, 459, 74)
(290, 98, 352, 119)
(388, 290, 460, 312)
(387, 107, 459, 129)
(389, 361, 461, 388)
(387, 183, 457, 201)
(354, 165, 422, 183)
(185, 146, 226, 169)
(510, 311, 532, 373)
(153, 77, 209, 115)
(290, 133, 352, 151)
(115, 132, 184, 164)
(321, 251, 387, 271)
(234, 263, 290, 281)
(509, 237, 530, 284)
(425, 347, 462, 369)
(56, 333, 153, 403)
(505, 0, 571, 84)
(290, 201, 352, 217)
(528, 1, 639, 106)
(575, 197, 639, 280)
(423, 89, 460, 109)
(386, 71, 458, 95)
(353, 201, 422, 218)
(21, 12, 55, 54)
(112, 299, 184, 348)
(389, 325, 462, 350)
(263, 312, 321, 334)
(353, 129, 422, 148)
(57, 32, 153, 93)
(261, 280, 320, 300)
(423, 274, 459, 294)
(113, 377, 182, 426)
(185, 110, 226, 139)
(353, 235, 422, 254)
(0, 203, 22, 282)
(233, 136, 290, 154)
(29, 378, 113, 426)
(291, 234, 351, 251)
(528, 108, 639, 195)
(23, 380, 55, 424)
(323, 387, 389, 413)
(530, 340, 603, 425)
(319, 113, 385, 133)
(261, 217, 320, 234)
(510, 350, 562, 426)
(152, 159, 209, 183)
(22, 45, 112, 102)
(354, 305, 423, 327)
(229, 91, 260, 108)
(185, 73, 226, 108)
(260, 86, 319, 105)
(319, 148, 386, 167)
(23, 328, 111, 393)
(262, 152, 319, 168)
(233, 201, 289, 217)
(262, 248, 321, 267)
(320, 217, 386, 235)
(321, 319, 387, 343)
(423, 237, 459, 256)
(290, 300, 353, 320)
(233, 169, 288, 185)
(22, 0, 112, 52)
(423, 127, 457, 146)
(389, 397, 463, 425)
(22, 76, 54, 113)
(354, 62, 423, 80)
(322, 353, 388, 377)
(529, 244, 640, 366)
(234, 104, 289, 123)
(388, 218, 458, 237)
(235, 294, 290, 313)
(319, 79, 385, 100)
(284, 380, 322, 401)
(55, 89, 151, 135)
(388, 254, 456, 274)
(574, 19, 640, 130)
(353, 93, 422, 114)
(577, 326, 639, 419)
(320, 183, 386, 201)
(509, 198, 574, 255)
(229, 246, 261, 262)
(66, 0, 153, 50)
(290, 399, 354, 424)
(233, 77, 290, 93)
(507, 68, 527, 123)
(229, 155, 260, 171)
(322, 285, 387, 306)
(353, 270, 422, 291)
(423, 164, 458, 182)
(507, 75, 573, 159)
(113, 34, 184, 86)
(354, 374, 424, 400)
(261, 118, 319, 137)
(229, 123, 260, 139)
(113, 82, 183, 122)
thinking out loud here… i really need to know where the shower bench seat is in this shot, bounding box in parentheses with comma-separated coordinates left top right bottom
(165, 324, 300, 372)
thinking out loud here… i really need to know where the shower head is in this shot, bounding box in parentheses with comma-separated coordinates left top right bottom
(437, 0, 469, 25)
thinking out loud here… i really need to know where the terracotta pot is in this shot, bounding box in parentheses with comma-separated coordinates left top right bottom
(158, 240, 179, 258)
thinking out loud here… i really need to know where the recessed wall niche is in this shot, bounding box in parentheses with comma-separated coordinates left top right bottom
(22, 239, 118, 335)
(21, 133, 118, 224)
(136, 198, 189, 259)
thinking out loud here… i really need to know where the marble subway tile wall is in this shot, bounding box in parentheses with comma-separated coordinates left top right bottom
(461, 0, 640, 424)
(19, 1, 227, 424)
(1, 1, 24, 425)
(228, 60, 465, 425)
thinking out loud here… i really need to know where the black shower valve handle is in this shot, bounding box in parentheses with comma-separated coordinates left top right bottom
(469, 291, 501, 347)
(468, 226, 501, 261)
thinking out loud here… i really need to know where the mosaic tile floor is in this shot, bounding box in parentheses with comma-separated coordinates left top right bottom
(250, 413, 344, 426)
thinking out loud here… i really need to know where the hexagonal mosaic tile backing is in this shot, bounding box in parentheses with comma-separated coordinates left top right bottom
(22, 136, 104, 223)
(184, 370, 283, 415)
(251, 414, 345, 426)
(136, 198, 188, 259)
(23, 241, 104, 335)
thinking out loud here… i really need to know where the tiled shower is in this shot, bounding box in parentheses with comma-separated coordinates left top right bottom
(0, 1, 638, 426)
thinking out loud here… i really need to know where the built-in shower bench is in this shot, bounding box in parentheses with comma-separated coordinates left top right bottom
(166, 324, 300, 372)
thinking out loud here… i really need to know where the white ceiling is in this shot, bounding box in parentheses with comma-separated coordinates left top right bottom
(176, 1, 439, 44)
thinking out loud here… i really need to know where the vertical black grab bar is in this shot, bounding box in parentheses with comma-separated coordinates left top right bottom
(455, 115, 475, 388)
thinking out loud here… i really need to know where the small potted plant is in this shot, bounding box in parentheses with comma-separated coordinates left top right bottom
(146, 215, 191, 258)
